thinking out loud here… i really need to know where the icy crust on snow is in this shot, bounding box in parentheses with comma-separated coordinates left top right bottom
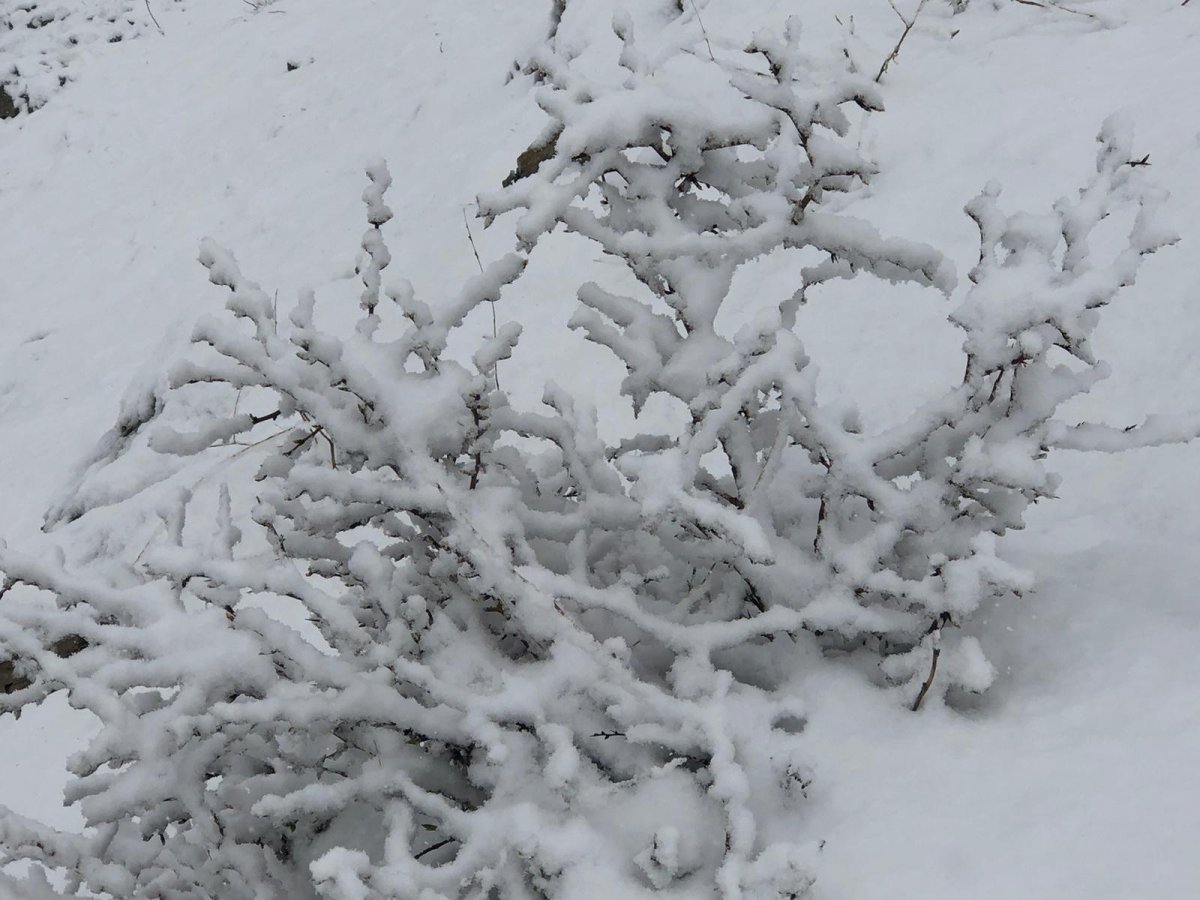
(0, 0, 190, 113)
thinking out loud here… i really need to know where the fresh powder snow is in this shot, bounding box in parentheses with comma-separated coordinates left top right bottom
(1, 0, 1199, 897)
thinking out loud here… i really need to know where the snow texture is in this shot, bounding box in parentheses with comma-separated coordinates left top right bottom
(2, 0, 1200, 898)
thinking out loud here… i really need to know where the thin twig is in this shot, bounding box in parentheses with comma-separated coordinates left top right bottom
(132, 424, 295, 565)
(230, 425, 292, 450)
(911, 616, 949, 711)
(910, 645, 939, 711)
(1012, 0, 1099, 19)
(414, 837, 458, 861)
(462, 205, 501, 390)
(144, 0, 165, 35)
(462, 206, 485, 274)
(251, 409, 282, 426)
(875, 0, 929, 83)
(689, 0, 716, 62)
(285, 425, 323, 458)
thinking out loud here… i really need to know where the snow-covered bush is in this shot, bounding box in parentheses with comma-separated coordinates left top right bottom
(0, 3, 1188, 899)
(479, 10, 1183, 702)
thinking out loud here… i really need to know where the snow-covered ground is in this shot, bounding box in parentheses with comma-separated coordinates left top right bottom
(2, 0, 1198, 896)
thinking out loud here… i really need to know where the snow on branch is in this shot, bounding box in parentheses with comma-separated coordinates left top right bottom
(0, 6, 1188, 900)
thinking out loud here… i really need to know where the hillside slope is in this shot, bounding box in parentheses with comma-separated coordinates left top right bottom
(2, 0, 1198, 896)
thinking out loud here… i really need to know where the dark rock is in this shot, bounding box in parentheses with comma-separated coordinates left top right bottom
(0, 85, 19, 120)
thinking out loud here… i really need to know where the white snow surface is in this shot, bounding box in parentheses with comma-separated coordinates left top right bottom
(2, 0, 1199, 896)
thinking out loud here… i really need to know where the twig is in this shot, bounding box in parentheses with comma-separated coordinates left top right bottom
(813, 495, 828, 554)
(1012, 0, 1099, 20)
(910, 643, 940, 711)
(144, 0, 165, 35)
(875, 0, 929, 83)
(230, 425, 292, 450)
(911, 616, 949, 711)
(689, 0, 716, 62)
(132, 424, 295, 565)
(414, 837, 458, 860)
(462, 206, 485, 275)
(462, 205, 501, 390)
(285, 425, 323, 458)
